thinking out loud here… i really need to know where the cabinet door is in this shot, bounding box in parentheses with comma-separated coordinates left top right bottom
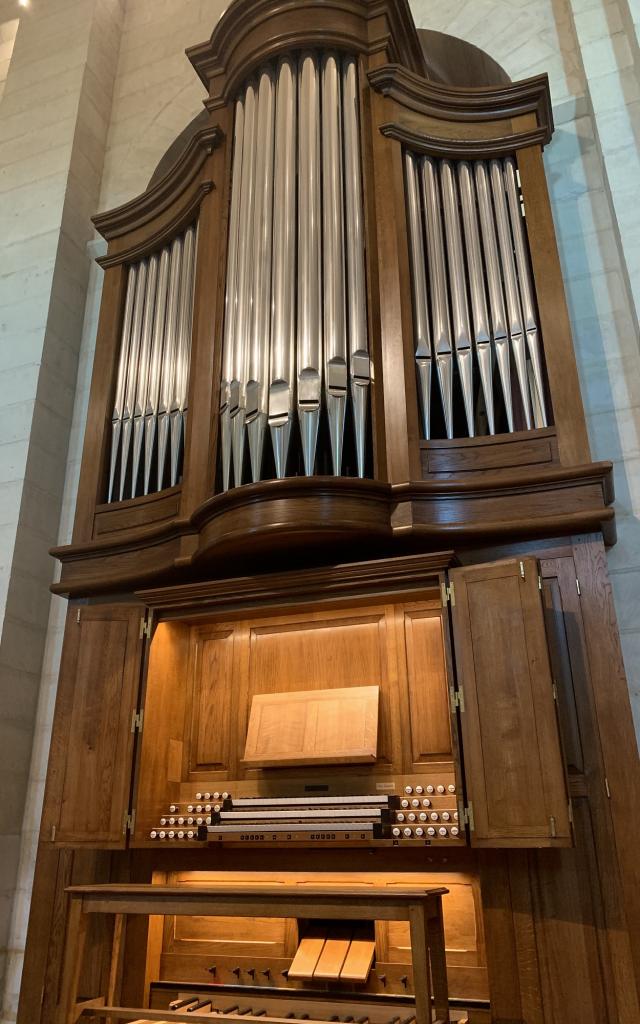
(43, 603, 144, 847)
(450, 558, 571, 847)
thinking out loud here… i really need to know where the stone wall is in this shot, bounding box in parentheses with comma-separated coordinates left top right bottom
(0, 0, 638, 1020)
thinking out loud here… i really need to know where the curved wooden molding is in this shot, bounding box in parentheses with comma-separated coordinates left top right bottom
(187, 0, 426, 106)
(93, 125, 223, 241)
(380, 120, 549, 160)
(51, 463, 615, 597)
(368, 65, 553, 138)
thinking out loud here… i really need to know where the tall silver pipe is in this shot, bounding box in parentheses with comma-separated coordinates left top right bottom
(231, 81, 258, 486)
(322, 52, 348, 475)
(405, 152, 432, 440)
(109, 265, 138, 502)
(269, 56, 297, 479)
(144, 246, 170, 496)
(170, 224, 197, 486)
(474, 161, 513, 431)
(421, 156, 453, 439)
(440, 160, 474, 437)
(297, 52, 323, 477)
(342, 55, 370, 478)
(157, 236, 183, 491)
(131, 253, 158, 498)
(119, 259, 148, 501)
(504, 157, 547, 428)
(457, 162, 495, 435)
(489, 158, 532, 429)
(221, 97, 245, 491)
(247, 68, 276, 483)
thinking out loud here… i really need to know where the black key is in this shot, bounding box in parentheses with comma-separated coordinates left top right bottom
(188, 1001, 213, 1013)
(223, 1007, 240, 1015)
(170, 997, 199, 1011)
(238, 1009, 253, 1016)
(253, 1012, 267, 1018)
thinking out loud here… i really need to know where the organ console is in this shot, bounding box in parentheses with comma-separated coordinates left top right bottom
(17, 1, 640, 1023)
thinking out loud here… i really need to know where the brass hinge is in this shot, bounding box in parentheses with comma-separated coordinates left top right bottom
(568, 800, 574, 824)
(519, 561, 526, 579)
(449, 685, 465, 713)
(123, 809, 136, 836)
(605, 777, 611, 799)
(130, 708, 144, 734)
(50, 825, 56, 843)
(76, 608, 81, 624)
(139, 613, 152, 639)
(550, 815, 557, 838)
(463, 803, 475, 832)
(538, 574, 543, 591)
(576, 578, 581, 597)
(441, 581, 456, 606)
(552, 681, 558, 702)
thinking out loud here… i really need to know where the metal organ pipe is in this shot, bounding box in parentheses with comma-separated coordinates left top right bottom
(342, 56, 370, 479)
(405, 151, 432, 440)
(404, 150, 550, 440)
(269, 56, 297, 480)
(220, 50, 370, 488)
(421, 156, 454, 439)
(474, 160, 514, 431)
(322, 52, 348, 477)
(248, 68, 276, 483)
(221, 97, 245, 492)
(107, 225, 198, 504)
(297, 51, 322, 477)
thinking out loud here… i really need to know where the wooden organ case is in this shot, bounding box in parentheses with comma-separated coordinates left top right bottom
(18, 2, 640, 1024)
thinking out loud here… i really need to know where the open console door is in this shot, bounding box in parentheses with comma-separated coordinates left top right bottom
(42, 603, 145, 847)
(450, 558, 572, 847)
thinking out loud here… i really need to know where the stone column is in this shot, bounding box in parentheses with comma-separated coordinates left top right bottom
(0, 1, 124, 1019)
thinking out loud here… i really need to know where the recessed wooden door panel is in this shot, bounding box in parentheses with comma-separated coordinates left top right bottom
(450, 558, 571, 846)
(241, 609, 400, 770)
(43, 603, 143, 847)
(189, 628, 235, 772)
(401, 608, 452, 763)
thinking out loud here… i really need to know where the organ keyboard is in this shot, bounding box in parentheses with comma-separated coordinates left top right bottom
(148, 777, 463, 846)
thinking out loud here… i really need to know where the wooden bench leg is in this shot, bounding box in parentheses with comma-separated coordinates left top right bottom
(409, 903, 434, 1024)
(57, 896, 89, 1024)
(426, 900, 450, 1024)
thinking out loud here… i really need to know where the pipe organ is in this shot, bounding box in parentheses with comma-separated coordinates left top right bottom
(19, 2, 640, 1024)
(221, 51, 370, 488)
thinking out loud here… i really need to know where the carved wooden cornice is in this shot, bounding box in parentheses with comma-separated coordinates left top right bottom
(92, 125, 223, 242)
(51, 462, 615, 597)
(187, 0, 426, 106)
(380, 121, 549, 159)
(369, 64, 554, 139)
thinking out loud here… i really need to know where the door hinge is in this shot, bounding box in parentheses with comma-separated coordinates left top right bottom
(449, 685, 465, 713)
(519, 561, 526, 579)
(568, 800, 574, 824)
(130, 708, 144, 734)
(441, 581, 456, 606)
(463, 803, 475, 832)
(123, 809, 136, 836)
(76, 608, 81, 624)
(50, 825, 56, 843)
(550, 815, 557, 838)
(576, 578, 581, 597)
(139, 613, 152, 639)
(605, 776, 611, 799)
(552, 681, 558, 702)
(538, 574, 543, 591)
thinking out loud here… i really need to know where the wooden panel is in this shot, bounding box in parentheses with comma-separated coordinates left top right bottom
(340, 935, 376, 982)
(540, 575, 584, 774)
(169, 916, 290, 957)
(241, 608, 399, 770)
(422, 431, 555, 476)
(450, 558, 571, 846)
(401, 608, 451, 762)
(44, 604, 143, 846)
(189, 628, 235, 771)
(243, 686, 379, 767)
(288, 932, 327, 979)
(313, 929, 352, 980)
